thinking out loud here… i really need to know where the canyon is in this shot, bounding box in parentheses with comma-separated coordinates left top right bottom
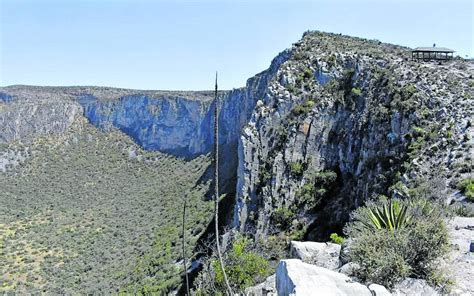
(1, 31, 473, 294)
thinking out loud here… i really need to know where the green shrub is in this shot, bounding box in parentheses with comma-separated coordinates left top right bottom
(287, 85, 297, 94)
(351, 87, 362, 96)
(290, 224, 307, 241)
(258, 164, 272, 184)
(272, 207, 296, 228)
(345, 198, 449, 288)
(296, 183, 316, 206)
(329, 233, 344, 245)
(458, 178, 474, 201)
(291, 100, 314, 117)
(303, 100, 315, 109)
(296, 170, 337, 208)
(289, 161, 304, 176)
(451, 203, 474, 217)
(303, 67, 313, 80)
(314, 170, 337, 186)
(212, 236, 270, 291)
(412, 126, 425, 138)
(327, 54, 337, 67)
(291, 104, 306, 116)
(402, 84, 417, 98)
(349, 228, 412, 287)
(295, 76, 304, 88)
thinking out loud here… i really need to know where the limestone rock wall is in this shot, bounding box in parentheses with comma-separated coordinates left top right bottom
(234, 32, 474, 239)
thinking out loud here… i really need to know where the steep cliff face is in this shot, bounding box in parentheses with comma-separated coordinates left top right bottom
(235, 32, 473, 239)
(79, 94, 212, 157)
(0, 94, 80, 144)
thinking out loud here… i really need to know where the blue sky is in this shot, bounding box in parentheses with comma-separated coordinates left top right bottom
(1, 0, 472, 90)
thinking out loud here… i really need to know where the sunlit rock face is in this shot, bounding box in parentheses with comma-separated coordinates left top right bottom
(234, 31, 474, 239)
(79, 94, 212, 157)
(0, 96, 80, 144)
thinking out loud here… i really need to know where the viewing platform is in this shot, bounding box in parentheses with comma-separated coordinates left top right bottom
(412, 46, 454, 61)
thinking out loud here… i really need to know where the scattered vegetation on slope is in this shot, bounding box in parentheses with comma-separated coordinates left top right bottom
(0, 118, 214, 294)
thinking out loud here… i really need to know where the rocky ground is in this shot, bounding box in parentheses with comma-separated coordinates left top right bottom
(445, 217, 474, 295)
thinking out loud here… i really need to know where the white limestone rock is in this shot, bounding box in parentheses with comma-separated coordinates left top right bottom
(369, 284, 392, 296)
(290, 241, 341, 270)
(276, 259, 373, 296)
(245, 274, 276, 296)
(443, 217, 474, 295)
(337, 262, 360, 277)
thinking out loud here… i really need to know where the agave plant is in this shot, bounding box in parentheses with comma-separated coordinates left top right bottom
(361, 200, 411, 231)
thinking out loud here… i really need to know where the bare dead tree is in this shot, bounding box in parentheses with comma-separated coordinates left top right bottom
(214, 72, 233, 295)
(181, 196, 190, 295)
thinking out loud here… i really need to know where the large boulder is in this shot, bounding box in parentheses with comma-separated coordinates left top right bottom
(276, 259, 386, 296)
(290, 241, 341, 270)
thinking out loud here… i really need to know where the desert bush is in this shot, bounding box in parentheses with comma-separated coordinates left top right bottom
(291, 104, 307, 117)
(303, 67, 313, 80)
(345, 198, 449, 288)
(314, 170, 337, 186)
(212, 236, 270, 292)
(289, 161, 304, 176)
(458, 178, 474, 201)
(296, 170, 337, 208)
(272, 207, 296, 229)
(258, 163, 272, 184)
(351, 87, 362, 96)
(329, 233, 344, 245)
(303, 99, 315, 109)
(296, 183, 316, 206)
(411, 126, 425, 138)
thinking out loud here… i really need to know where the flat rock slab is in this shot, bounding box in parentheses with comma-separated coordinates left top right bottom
(290, 241, 341, 270)
(276, 259, 380, 296)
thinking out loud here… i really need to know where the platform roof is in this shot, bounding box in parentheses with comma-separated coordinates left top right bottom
(412, 47, 455, 53)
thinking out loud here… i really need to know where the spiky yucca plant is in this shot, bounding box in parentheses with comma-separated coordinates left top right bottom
(361, 200, 411, 231)
(345, 198, 450, 288)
